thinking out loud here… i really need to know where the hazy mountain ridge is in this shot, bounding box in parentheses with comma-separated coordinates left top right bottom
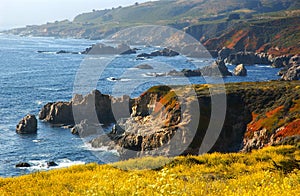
(3, 0, 300, 55)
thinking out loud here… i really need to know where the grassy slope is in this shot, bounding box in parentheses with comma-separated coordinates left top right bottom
(0, 145, 299, 195)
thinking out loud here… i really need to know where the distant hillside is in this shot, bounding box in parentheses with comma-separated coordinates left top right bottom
(3, 0, 300, 56)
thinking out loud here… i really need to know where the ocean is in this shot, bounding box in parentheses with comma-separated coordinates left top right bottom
(0, 34, 281, 177)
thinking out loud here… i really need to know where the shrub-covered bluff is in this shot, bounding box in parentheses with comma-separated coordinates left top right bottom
(39, 81, 300, 159)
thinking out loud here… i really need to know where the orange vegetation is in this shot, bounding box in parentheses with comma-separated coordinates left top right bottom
(275, 120, 300, 138)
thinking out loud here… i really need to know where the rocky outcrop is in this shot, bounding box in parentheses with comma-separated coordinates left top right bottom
(226, 52, 271, 65)
(39, 102, 74, 126)
(39, 90, 133, 126)
(82, 43, 136, 55)
(137, 48, 179, 58)
(279, 55, 300, 81)
(16, 114, 38, 134)
(271, 55, 292, 68)
(218, 47, 235, 60)
(201, 60, 232, 77)
(233, 64, 247, 76)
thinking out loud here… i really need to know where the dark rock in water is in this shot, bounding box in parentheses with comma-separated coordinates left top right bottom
(56, 50, 69, 54)
(135, 64, 154, 69)
(233, 64, 247, 76)
(40, 90, 133, 127)
(47, 161, 58, 167)
(71, 119, 102, 137)
(81, 43, 136, 55)
(201, 60, 232, 77)
(16, 162, 31, 168)
(39, 102, 74, 126)
(226, 52, 271, 65)
(137, 48, 179, 58)
(16, 114, 37, 134)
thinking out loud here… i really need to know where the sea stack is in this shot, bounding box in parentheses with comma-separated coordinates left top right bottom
(16, 114, 38, 134)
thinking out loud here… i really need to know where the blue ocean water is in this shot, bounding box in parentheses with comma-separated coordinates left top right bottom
(0, 34, 281, 177)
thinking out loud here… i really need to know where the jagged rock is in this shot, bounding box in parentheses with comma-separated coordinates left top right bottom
(40, 90, 132, 129)
(39, 102, 74, 125)
(137, 48, 179, 58)
(135, 64, 154, 69)
(16, 162, 31, 168)
(226, 52, 271, 65)
(201, 60, 232, 77)
(233, 64, 247, 76)
(16, 114, 38, 134)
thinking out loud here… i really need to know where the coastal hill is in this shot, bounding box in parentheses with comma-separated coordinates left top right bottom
(3, 0, 300, 56)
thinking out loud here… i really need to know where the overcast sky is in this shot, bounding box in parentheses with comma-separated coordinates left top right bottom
(0, 0, 150, 30)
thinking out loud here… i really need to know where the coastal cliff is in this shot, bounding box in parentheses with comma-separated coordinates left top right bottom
(40, 81, 300, 159)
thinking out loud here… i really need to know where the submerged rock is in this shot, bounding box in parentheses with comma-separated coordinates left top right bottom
(135, 64, 154, 69)
(16, 114, 37, 134)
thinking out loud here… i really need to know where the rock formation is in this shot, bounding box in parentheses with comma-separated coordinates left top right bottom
(82, 43, 136, 55)
(137, 48, 179, 58)
(279, 55, 300, 81)
(226, 52, 271, 65)
(16, 114, 38, 134)
(201, 60, 232, 77)
(233, 64, 247, 76)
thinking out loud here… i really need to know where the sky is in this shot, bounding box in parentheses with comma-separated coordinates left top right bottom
(0, 0, 150, 30)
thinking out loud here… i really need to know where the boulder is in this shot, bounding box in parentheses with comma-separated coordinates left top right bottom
(16, 114, 38, 134)
(201, 60, 232, 77)
(16, 162, 31, 168)
(233, 64, 247, 76)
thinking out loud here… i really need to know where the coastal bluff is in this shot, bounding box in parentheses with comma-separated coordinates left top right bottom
(39, 81, 300, 159)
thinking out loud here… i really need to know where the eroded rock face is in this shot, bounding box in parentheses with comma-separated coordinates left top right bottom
(279, 55, 300, 81)
(16, 114, 37, 134)
(39, 90, 132, 126)
(233, 64, 247, 76)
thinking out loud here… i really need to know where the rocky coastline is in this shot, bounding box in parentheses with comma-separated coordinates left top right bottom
(37, 81, 300, 160)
